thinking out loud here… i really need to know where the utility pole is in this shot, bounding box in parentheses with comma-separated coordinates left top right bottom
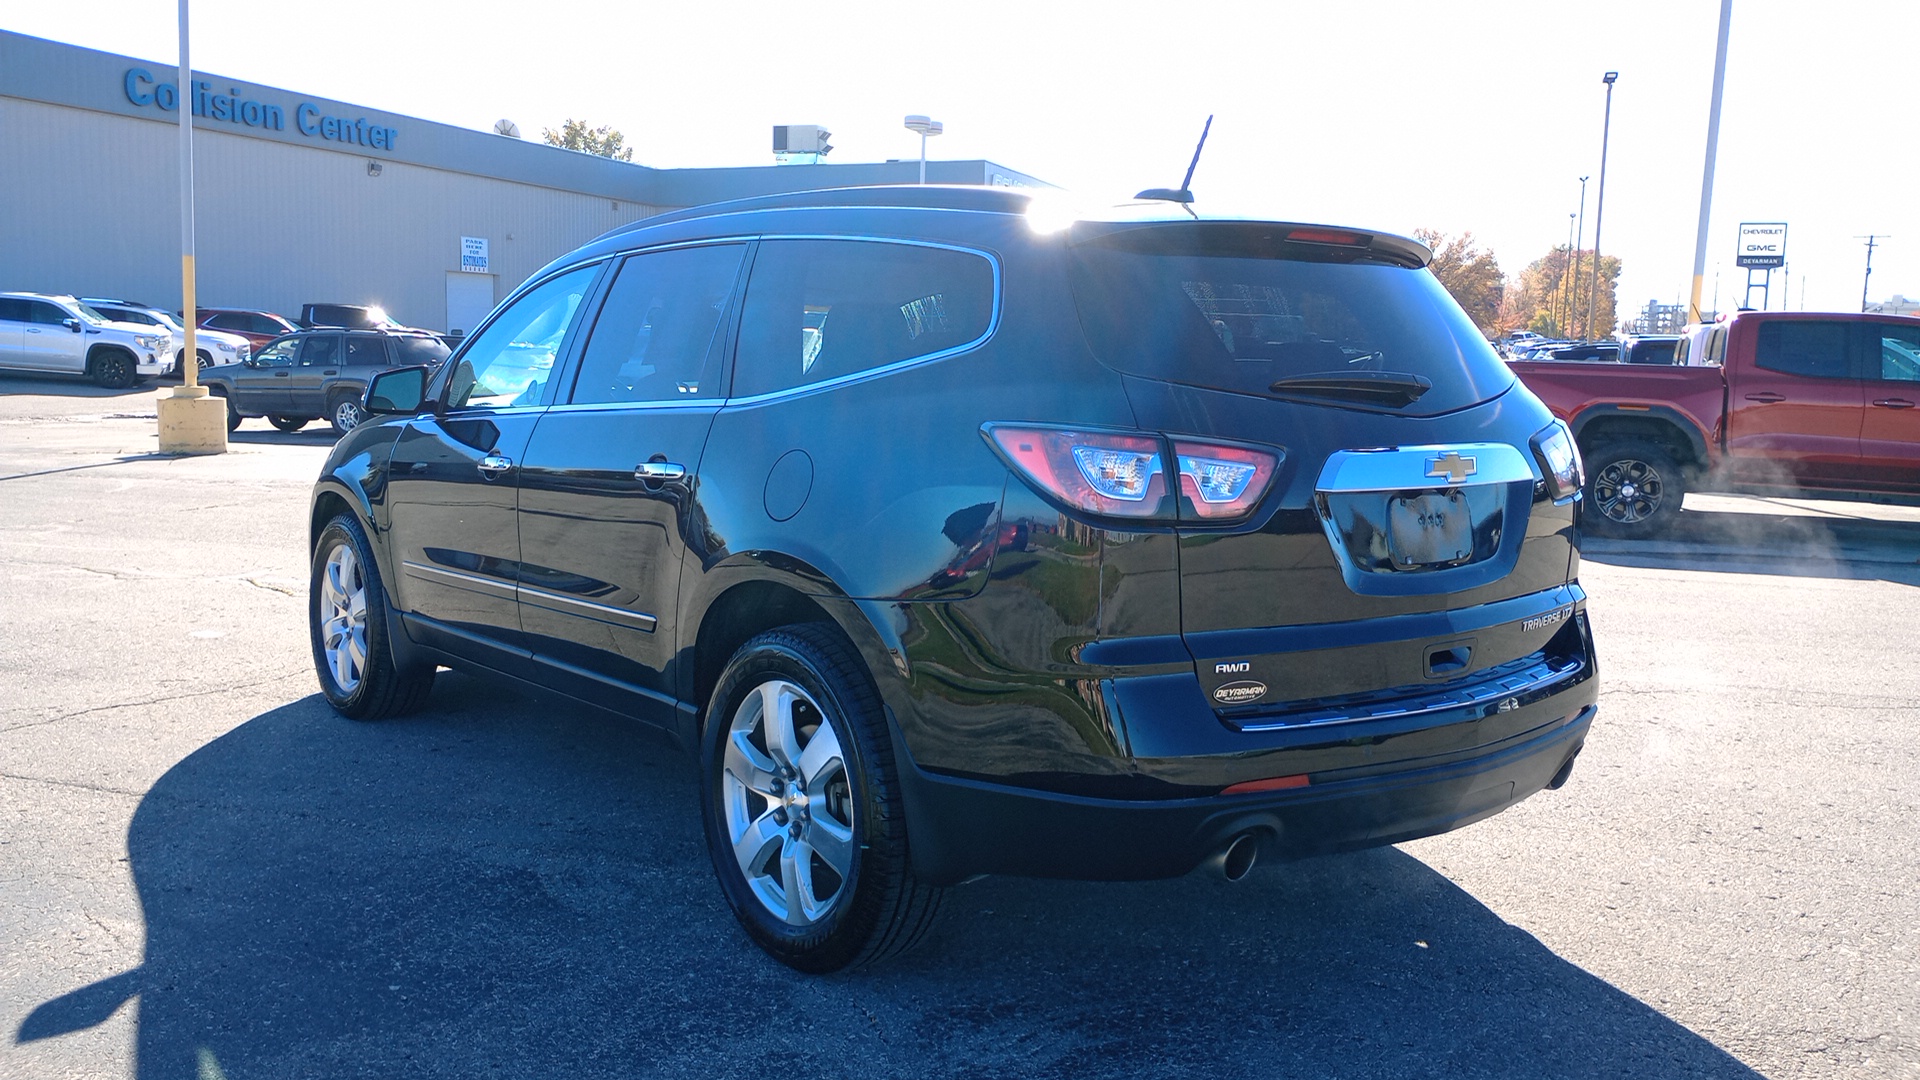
(1560, 212, 1576, 334)
(1857, 235, 1888, 312)
(1587, 73, 1619, 339)
(1689, 0, 1733, 324)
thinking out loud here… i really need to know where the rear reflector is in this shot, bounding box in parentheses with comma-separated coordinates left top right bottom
(1222, 774, 1310, 794)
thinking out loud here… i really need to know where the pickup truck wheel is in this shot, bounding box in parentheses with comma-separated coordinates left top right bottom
(88, 349, 136, 389)
(1585, 441, 1684, 538)
(268, 415, 308, 433)
(700, 623, 942, 972)
(330, 394, 362, 435)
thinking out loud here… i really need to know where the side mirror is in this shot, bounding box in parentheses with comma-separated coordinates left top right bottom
(63, 318, 82, 332)
(365, 366, 429, 415)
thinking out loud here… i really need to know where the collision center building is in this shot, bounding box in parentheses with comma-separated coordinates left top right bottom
(0, 30, 1044, 336)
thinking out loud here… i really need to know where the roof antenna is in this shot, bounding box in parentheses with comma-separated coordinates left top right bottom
(1136, 115, 1213, 206)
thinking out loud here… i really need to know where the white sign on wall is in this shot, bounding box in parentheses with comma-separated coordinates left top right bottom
(460, 236, 490, 274)
(1736, 222, 1787, 269)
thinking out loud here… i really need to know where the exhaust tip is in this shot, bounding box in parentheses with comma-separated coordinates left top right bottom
(1208, 832, 1261, 882)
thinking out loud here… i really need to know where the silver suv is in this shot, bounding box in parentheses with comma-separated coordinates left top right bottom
(0, 292, 173, 387)
(82, 297, 250, 374)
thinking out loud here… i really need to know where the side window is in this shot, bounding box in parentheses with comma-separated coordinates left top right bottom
(570, 244, 745, 405)
(1875, 323, 1920, 383)
(1706, 327, 1727, 366)
(444, 265, 598, 411)
(733, 239, 995, 398)
(1753, 321, 1850, 379)
(344, 335, 388, 367)
(0, 299, 26, 322)
(298, 335, 340, 367)
(255, 338, 299, 366)
(207, 314, 243, 332)
(1674, 337, 1691, 364)
(26, 302, 70, 325)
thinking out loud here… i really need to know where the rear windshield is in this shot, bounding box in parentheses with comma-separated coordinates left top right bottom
(395, 337, 451, 366)
(1066, 223, 1513, 415)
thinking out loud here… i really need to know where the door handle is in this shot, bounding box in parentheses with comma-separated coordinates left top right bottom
(477, 453, 514, 479)
(1872, 398, 1916, 409)
(634, 460, 687, 483)
(323, 369, 338, 375)
(274, 371, 289, 378)
(1744, 392, 1786, 403)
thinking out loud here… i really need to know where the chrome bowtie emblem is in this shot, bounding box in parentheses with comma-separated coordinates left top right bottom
(1425, 451, 1478, 484)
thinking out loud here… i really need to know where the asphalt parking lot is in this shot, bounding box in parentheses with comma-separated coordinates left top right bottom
(2, 375, 1916, 1080)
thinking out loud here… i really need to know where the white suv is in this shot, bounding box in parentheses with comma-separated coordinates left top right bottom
(82, 297, 250, 374)
(0, 293, 174, 388)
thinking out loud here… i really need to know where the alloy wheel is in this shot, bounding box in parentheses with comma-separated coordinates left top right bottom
(334, 399, 361, 432)
(721, 679, 856, 926)
(1593, 457, 1664, 524)
(319, 542, 369, 694)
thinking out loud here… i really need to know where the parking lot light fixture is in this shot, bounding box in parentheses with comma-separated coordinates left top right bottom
(904, 115, 943, 184)
(1586, 72, 1618, 339)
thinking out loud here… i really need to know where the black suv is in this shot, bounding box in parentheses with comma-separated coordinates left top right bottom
(204, 329, 449, 433)
(308, 186, 1599, 971)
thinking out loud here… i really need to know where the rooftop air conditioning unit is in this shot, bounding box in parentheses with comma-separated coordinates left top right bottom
(772, 125, 832, 156)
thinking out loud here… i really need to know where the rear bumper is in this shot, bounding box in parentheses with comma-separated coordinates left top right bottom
(898, 694, 1595, 885)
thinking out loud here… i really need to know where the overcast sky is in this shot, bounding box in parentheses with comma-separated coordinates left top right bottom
(10, 0, 1916, 320)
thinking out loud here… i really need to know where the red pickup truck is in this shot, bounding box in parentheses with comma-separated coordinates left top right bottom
(1509, 310, 1920, 537)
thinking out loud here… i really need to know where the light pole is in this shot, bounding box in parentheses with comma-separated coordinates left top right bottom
(1571, 175, 1589, 337)
(1689, 0, 1734, 324)
(156, 0, 226, 454)
(904, 115, 943, 184)
(1587, 72, 1618, 339)
(1560, 212, 1576, 335)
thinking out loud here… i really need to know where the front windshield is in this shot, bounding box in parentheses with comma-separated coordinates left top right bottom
(73, 302, 112, 325)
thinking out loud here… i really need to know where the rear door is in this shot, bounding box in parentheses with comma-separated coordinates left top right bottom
(514, 242, 747, 721)
(287, 333, 342, 414)
(0, 299, 29, 367)
(1724, 318, 1864, 485)
(1859, 320, 1920, 489)
(384, 263, 602, 670)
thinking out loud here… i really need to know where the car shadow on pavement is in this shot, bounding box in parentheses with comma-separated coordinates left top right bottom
(0, 373, 161, 398)
(17, 673, 1762, 1079)
(1582, 503, 1920, 587)
(226, 427, 340, 447)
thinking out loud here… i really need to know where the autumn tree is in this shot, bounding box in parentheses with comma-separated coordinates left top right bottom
(542, 119, 634, 162)
(1504, 247, 1623, 338)
(1413, 229, 1503, 336)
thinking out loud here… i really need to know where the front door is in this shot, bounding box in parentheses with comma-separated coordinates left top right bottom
(23, 300, 85, 372)
(1724, 318, 1864, 487)
(383, 263, 603, 671)
(1859, 321, 1920, 490)
(514, 242, 747, 722)
(234, 336, 300, 414)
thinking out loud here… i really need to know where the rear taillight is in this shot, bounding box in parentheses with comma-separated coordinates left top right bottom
(1530, 421, 1584, 502)
(1174, 440, 1280, 521)
(985, 425, 1281, 524)
(986, 426, 1170, 519)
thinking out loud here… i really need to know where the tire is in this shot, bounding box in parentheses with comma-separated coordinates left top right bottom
(213, 389, 241, 432)
(89, 349, 136, 390)
(700, 623, 942, 972)
(268, 415, 308, 433)
(1583, 440, 1686, 539)
(309, 513, 435, 720)
(195, 350, 213, 374)
(329, 393, 362, 435)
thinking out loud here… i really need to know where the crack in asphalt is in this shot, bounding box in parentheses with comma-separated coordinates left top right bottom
(0, 667, 309, 734)
(0, 772, 146, 799)
(244, 577, 303, 597)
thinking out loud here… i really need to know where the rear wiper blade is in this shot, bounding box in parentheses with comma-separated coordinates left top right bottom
(1267, 370, 1434, 408)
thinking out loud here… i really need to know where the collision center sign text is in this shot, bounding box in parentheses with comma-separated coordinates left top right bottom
(123, 68, 399, 151)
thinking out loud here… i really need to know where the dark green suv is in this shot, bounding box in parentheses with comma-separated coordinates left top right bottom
(203, 329, 448, 434)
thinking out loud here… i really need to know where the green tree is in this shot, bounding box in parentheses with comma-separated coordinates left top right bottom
(542, 119, 634, 162)
(1414, 229, 1504, 335)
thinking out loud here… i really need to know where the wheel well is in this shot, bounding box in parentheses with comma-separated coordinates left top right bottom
(1576, 415, 1701, 469)
(310, 491, 354, 554)
(691, 581, 834, 722)
(86, 344, 134, 367)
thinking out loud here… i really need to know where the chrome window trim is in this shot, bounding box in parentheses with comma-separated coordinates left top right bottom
(722, 234, 1003, 408)
(544, 399, 727, 415)
(1316, 443, 1537, 493)
(516, 584, 657, 632)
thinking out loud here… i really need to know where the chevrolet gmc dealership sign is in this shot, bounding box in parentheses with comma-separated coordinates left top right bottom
(1737, 222, 1788, 269)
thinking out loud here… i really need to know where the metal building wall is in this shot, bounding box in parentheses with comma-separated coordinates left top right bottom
(0, 97, 663, 331)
